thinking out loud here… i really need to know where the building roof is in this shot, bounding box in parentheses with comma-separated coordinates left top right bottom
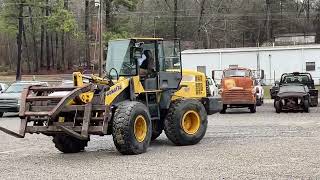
(182, 44, 320, 54)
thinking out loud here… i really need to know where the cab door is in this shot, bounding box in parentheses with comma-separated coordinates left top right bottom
(158, 40, 182, 90)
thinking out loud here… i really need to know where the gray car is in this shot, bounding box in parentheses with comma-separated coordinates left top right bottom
(0, 81, 47, 117)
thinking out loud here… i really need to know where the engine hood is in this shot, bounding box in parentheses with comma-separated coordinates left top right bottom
(222, 77, 253, 90)
(0, 93, 21, 100)
(278, 85, 308, 97)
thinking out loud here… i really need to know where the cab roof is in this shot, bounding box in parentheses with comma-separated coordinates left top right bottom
(109, 38, 164, 42)
(132, 37, 163, 41)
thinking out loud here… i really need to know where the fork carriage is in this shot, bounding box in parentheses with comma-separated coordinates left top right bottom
(0, 84, 110, 140)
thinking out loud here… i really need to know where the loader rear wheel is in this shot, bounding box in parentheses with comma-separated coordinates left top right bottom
(164, 99, 207, 146)
(112, 101, 152, 155)
(53, 134, 88, 153)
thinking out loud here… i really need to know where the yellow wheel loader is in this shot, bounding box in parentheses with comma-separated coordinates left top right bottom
(0, 38, 222, 155)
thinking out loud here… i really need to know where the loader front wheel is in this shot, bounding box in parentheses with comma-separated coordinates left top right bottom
(112, 101, 152, 155)
(53, 134, 88, 153)
(164, 99, 207, 146)
(0, 112, 3, 117)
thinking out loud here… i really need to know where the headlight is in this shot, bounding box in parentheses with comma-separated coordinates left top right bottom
(17, 99, 21, 106)
(252, 88, 256, 94)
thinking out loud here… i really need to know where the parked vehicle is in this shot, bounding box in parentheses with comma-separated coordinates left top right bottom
(270, 81, 280, 99)
(0, 83, 8, 94)
(270, 72, 318, 107)
(214, 67, 257, 113)
(0, 81, 48, 117)
(274, 84, 310, 113)
(254, 80, 264, 106)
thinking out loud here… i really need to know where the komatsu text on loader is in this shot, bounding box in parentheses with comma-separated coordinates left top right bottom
(0, 38, 222, 155)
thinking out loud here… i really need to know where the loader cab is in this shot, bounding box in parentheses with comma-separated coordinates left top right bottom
(105, 38, 182, 91)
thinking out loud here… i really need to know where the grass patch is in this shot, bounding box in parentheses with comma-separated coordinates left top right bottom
(263, 86, 272, 99)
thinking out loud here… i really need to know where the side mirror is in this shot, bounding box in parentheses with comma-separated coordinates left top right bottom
(211, 70, 215, 80)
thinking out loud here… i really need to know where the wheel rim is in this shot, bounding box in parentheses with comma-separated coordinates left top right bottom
(134, 115, 147, 142)
(181, 110, 201, 135)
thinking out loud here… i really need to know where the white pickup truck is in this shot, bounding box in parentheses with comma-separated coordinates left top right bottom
(254, 80, 264, 106)
(206, 77, 219, 97)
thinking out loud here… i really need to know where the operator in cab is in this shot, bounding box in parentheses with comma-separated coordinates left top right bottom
(139, 50, 154, 77)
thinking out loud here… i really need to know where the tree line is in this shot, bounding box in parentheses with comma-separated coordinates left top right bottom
(0, 0, 319, 78)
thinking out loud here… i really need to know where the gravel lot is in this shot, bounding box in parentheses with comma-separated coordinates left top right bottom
(1, 100, 320, 179)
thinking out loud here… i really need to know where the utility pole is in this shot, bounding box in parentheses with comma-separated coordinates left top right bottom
(16, 1, 24, 81)
(173, 0, 178, 39)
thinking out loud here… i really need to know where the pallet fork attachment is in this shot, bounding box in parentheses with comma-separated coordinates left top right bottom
(0, 84, 110, 140)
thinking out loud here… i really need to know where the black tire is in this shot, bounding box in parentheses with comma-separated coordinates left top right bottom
(220, 105, 227, 114)
(112, 101, 152, 155)
(151, 120, 163, 141)
(256, 98, 262, 106)
(164, 99, 207, 146)
(53, 134, 88, 153)
(249, 104, 256, 113)
(0, 112, 3, 117)
(304, 100, 310, 113)
(275, 100, 282, 113)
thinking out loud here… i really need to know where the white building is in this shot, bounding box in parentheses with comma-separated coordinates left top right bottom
(181, 45, 320, 85)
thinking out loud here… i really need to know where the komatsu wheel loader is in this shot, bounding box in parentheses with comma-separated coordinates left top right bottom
(0, 38, 222, 155)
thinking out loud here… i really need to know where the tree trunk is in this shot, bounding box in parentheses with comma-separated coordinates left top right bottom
(173, 0, 178, 39)
(22, 24, 31, 73)
(16, 1, 24, 81)
(265, 0, 272, 43)
(46, 0, 50, 70)
(56, 33, 61, 70)
(61, 32, 65, 70)
(40, 7, 45, 69)
(67, 35, 72, 70)
(196, 0, 206, 48)
(316, 5, 320, 44)
(61, 0, 68, 71)
(105, 0, 112, 31)
(85, 0, 91, 69)
(51, 34, 55, 69)
(28, 6, 38, 73)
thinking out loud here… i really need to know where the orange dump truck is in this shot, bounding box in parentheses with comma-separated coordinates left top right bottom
(217, 67, 256, 113)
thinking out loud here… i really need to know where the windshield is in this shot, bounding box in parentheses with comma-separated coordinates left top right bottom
(159, 40, 181, 71)
(224, 69, 251, 77)
(5, 83, 30, 93)
(282, 75, 310, 84)
(106, 40, 136, 77)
